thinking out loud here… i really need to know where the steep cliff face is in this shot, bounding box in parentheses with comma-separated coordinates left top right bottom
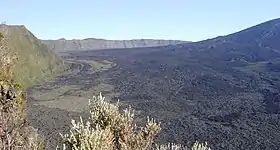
(0, 25, 67, 88)
(42, 38, 190, 52)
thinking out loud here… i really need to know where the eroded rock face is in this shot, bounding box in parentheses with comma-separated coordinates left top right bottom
(42, 38, 190, 52)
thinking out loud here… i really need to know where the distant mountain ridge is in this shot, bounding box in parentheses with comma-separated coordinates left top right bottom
(42, 38, 190, 52)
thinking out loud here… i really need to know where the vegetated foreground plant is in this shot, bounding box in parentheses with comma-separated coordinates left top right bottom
(58, 93, 211, 150)
(0, 28, 42, 149)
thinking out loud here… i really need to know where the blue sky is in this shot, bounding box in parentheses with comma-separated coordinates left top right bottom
(1, 0, 280, 41)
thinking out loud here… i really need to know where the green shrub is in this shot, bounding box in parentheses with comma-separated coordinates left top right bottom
(58, 93, 211, 150)
(0, 32, 3, 40)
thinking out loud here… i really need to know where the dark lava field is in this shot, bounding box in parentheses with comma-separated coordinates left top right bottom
(27, 18, 280, 150)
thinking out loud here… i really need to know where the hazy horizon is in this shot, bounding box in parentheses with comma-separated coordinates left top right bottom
(1, 0, 280, 41)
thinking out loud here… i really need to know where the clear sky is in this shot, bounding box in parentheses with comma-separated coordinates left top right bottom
(1, 0, 280, 41)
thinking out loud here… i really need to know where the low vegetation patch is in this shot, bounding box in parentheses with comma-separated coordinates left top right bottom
(57, 93, 210, 150)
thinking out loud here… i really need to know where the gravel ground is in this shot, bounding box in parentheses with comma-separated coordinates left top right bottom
(26, 59, 118, 149)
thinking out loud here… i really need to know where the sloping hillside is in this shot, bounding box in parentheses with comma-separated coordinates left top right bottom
(0, 24, 67, 88)
(42, 38, 189, 53)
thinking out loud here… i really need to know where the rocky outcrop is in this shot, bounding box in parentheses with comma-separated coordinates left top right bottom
(42, 38, 190, 52)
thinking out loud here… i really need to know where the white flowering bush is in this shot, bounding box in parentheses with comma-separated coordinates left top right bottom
(58, 93, 211, 150)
